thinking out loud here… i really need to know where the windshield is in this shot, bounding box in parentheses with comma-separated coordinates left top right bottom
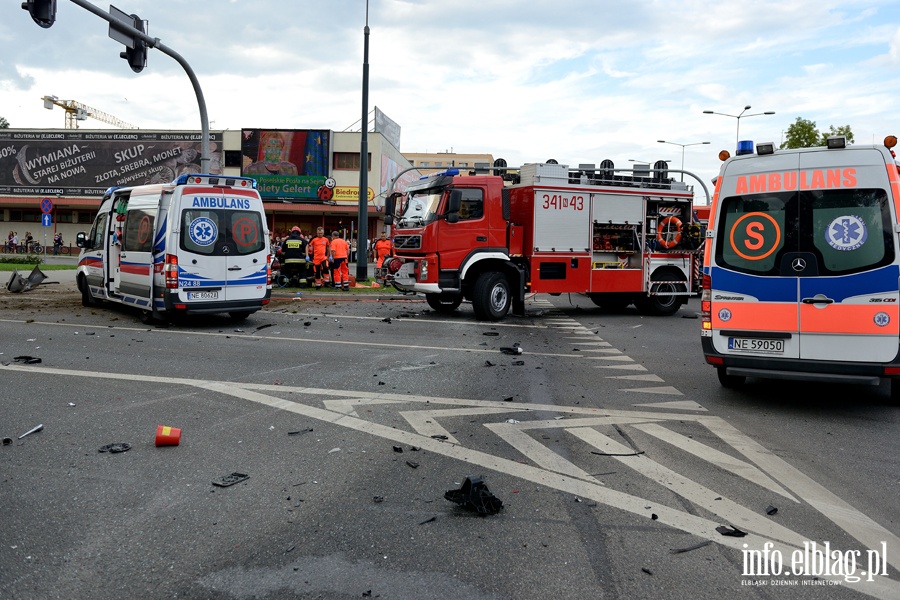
(396, 188, 444, 229)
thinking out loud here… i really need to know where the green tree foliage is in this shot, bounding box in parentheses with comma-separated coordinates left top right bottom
(0, 116, 9, 129)
(782, 117, 854, 149)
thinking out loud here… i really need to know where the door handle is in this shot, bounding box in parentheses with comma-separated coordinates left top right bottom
(228, 266, 242, 271)
(476, 236, 487, 242)
(801, 297, 834, 305)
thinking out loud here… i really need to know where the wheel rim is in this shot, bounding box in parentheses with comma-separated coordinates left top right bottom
(491, 283, 509, 313)
(654, 283, 678, 309)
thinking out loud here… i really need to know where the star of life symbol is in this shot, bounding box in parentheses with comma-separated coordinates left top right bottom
(189, 217, 217, 247)
(826, 215, 867, 251)
(874, 311, 890, 327)
(718, 308, 732, 322)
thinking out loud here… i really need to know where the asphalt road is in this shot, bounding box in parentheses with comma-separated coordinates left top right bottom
(1, 280, 897, 600)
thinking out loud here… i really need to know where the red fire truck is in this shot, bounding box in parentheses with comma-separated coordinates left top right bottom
(379, 161, 703, 321)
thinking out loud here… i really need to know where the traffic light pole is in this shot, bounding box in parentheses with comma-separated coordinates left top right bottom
(66, 0, 211, 171)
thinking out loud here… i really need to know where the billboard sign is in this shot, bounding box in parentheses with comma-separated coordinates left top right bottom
(240, 129, 331, 200)
(374, 107, 401, 150)
(0, 130, 224, 197)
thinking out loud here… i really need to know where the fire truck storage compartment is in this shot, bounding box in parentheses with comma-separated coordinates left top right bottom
(532, 188, 591, 252)
(591, 194, 644, 269)
(531, 255, 590, 293)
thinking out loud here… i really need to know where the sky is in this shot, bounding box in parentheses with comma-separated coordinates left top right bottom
(3, 0, 900, 197)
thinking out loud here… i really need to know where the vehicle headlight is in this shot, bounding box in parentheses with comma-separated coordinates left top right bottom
(419, 259, 428, 280)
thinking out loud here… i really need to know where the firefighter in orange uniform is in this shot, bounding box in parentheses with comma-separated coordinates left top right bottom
(373, 231, 394, 268)
(308, 226, 331, 289)
(330, 231, 351, 291)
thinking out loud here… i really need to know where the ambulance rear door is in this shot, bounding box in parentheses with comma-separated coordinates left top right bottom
(177, 185, 268, 304)
(711, 152, 801, 360)
(795, 148, 899, 362)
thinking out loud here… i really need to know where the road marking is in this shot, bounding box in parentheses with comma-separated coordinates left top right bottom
(2, 363, 898, 598)
(607, 374, 664, 382)
(619, 385, 683, 395)
(632, 399, 704, 410)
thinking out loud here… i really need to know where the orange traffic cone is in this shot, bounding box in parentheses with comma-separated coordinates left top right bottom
(155, 425, 182, 446)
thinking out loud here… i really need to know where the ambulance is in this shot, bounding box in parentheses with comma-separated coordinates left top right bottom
(76, 174, 271, 322)
(701, 136, 900, 403)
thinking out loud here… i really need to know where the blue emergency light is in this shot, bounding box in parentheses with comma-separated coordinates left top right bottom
(736, 140, 755, 156)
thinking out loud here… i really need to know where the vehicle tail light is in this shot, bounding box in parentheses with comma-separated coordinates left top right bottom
(700, 274, 712, 331)
(165, 254, 179, 289)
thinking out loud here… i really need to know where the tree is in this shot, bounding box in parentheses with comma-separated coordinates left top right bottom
(0, 116, 9, 129)
(782, 117, 854, 149)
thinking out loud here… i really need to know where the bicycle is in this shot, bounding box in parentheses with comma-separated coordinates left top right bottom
(22, 241, 43, 254)
(51, 243, 71, 255)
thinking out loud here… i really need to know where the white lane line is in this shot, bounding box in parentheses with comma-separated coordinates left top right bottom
(579, 348, 624, 354)
(568, 341, 612, 346)
(618, 386, 683, 395)
(594, 364, 648, 371)
(607, 374, 665, 382)
(631, 423, 795, 500)
(702, 416, 900, 574)
(631, 399, 705, 410)
(566, 427, 812, 547)
(400, 407, 523, 445)
(322, 398, 400, 417)
(583, 355, 635, 362)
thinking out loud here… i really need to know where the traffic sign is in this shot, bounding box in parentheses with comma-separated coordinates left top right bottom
(42, 214, 52, 227)
(40, 198, 53, 214)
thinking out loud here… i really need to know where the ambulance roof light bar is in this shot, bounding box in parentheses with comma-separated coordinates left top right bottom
(175, 174, 257, 188)
(756, 142, 775, 155)
(826, 136, 846, 149)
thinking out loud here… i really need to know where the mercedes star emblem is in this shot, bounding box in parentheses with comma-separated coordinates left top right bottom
(791, 258, 806, 272)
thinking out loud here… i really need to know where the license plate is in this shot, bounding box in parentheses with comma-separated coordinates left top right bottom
(728, 337, 784, 354)
(187, 291, 218, 300)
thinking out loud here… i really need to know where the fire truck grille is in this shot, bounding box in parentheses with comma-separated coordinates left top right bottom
(394, 235, 421, 250)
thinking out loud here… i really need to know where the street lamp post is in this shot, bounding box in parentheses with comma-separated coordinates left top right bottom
(657, 140, 710, 181)
(356, 0, 370, 282)
(703, 105, 775, 147)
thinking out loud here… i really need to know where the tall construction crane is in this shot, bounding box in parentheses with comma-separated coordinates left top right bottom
(41, 95, 138, 129)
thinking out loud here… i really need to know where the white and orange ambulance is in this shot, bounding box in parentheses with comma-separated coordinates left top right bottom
(701, 136, 900, 403)
(76, 174, 271, 322)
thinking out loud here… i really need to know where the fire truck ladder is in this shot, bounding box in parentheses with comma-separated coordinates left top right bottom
(41, 95, 138, 129)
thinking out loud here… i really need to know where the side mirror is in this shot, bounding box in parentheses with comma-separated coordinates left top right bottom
(76, 232, 88, 249)
(446, 190, 461, 223)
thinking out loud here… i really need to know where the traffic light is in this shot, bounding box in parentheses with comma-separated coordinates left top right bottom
(118, 14, 147, 73)
(21, 0, 56, 28)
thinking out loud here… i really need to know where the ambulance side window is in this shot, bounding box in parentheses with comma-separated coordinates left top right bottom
(123, 209, 157, 253)
(89, 213, 108, 250)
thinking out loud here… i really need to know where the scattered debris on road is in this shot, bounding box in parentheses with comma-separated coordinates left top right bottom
(445, 476, 503, 515)
(18, 424, 43, 439)
(212, 472, 250, 487)
(98, 443, 131, 453)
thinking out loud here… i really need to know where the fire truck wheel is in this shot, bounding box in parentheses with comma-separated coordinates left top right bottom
(717, 367, 746, 388)
(78, 274, 100, 307)
(635, 272, 686, 316)
(426, 293, 462, 314)
(472, 272, 511, 321)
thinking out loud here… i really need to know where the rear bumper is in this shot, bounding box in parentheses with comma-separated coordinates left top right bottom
(701, 337, 900, 383)
(161, 290, 270, 315)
